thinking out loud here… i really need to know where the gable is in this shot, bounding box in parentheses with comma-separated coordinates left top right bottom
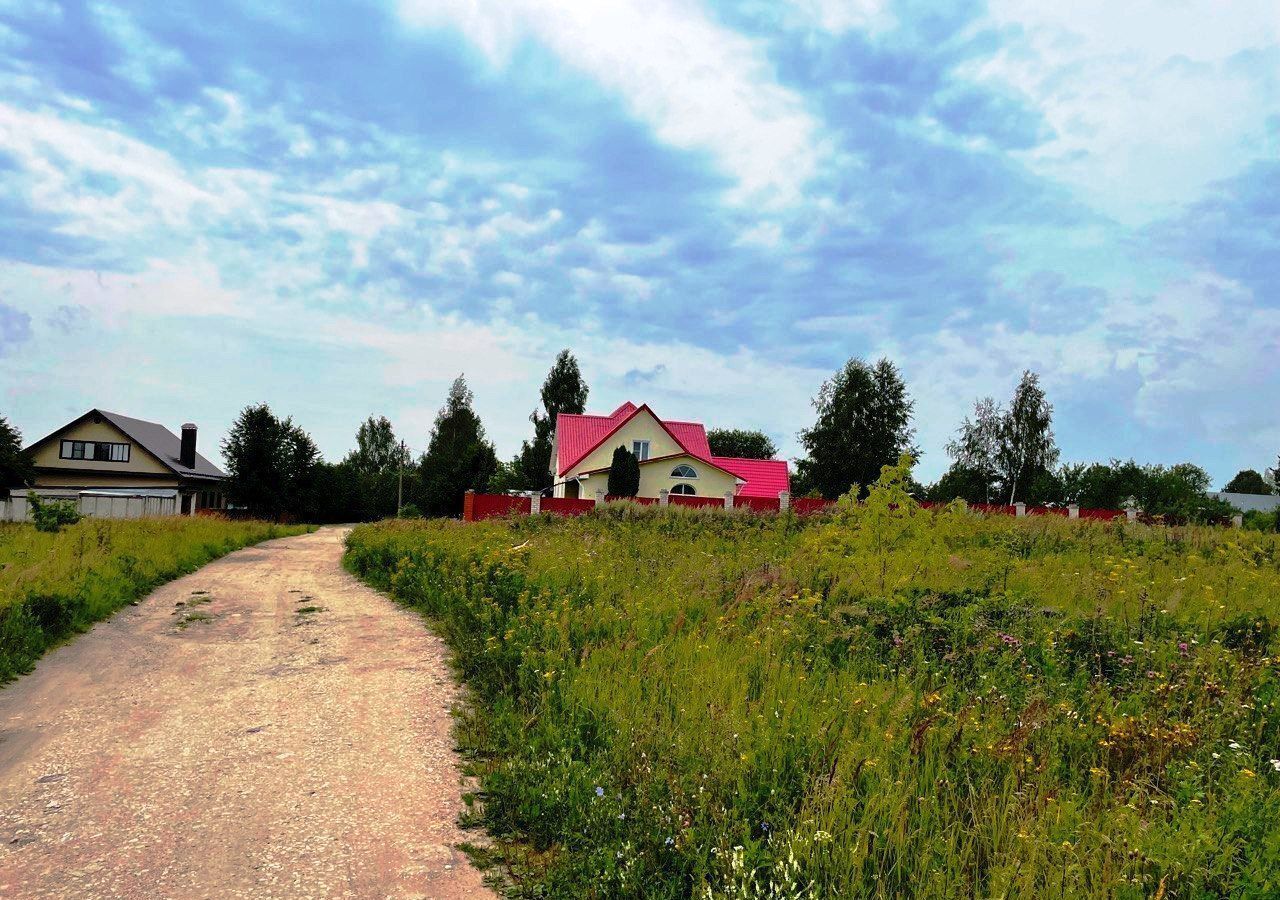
(29, 415, 174, 476)
(562, 408, 687, 476)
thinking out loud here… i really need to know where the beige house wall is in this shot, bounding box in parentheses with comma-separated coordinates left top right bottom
(32, 472, 182, 488)
(637, 454, 737, 499)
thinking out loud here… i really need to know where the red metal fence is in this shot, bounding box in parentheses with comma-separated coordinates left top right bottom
(540, 497, 596, 516)
(460, 490, 1164, 526)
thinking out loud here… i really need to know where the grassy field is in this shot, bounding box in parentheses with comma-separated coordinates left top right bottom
(346, 465, 1280, 899)
(0, 516, 312, 680)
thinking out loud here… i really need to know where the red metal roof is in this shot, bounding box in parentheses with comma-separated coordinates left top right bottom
(663, 420, 712, 461)
(712, 456, 791, 498)
(555, 402, 789, 498)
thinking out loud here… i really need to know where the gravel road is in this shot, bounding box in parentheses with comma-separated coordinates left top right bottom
(0, 526, 494, 899)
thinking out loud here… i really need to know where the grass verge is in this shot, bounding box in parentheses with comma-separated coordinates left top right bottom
(0, 517, 312, 680)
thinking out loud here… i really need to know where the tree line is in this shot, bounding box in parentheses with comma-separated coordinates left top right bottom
(789, 359, 1275, 526)
(2, 347, 1274, 526)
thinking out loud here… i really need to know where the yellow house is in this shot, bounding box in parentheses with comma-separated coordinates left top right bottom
(550, 402, 790, 501)
(20, 409, 227, 515)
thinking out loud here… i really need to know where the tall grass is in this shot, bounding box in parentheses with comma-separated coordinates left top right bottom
(0, 517, 311, 680)
(346, 467, 1280, 899)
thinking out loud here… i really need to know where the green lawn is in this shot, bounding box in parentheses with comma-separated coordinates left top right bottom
(0, 516, 311, 680)
(346, 467, 1280, 899)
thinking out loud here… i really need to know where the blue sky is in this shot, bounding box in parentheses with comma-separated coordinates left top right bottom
(1, 0, 1277, 483)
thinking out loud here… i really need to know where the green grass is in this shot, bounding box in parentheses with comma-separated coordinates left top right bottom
(0, 517, 312, 680)
(345, 466, 1280, 899)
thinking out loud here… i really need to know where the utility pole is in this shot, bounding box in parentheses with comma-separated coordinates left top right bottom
(397, 439, 405, 517)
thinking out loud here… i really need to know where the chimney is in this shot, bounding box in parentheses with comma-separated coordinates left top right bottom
(180, 423, 197, 469)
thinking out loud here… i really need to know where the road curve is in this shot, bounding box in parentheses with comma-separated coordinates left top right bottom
(0, 526, 493, 899)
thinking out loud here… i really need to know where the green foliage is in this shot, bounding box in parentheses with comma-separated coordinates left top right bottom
(927, 463, 994, 503)
(398, 502, 423, 519)
(28, 494, 81, 532)
(418, 375, 499, 517)
(707, 428, 779, 460)
(512, 349, 589, 493)
(345, 466, 1280, 898)
(0, 518, 310, 680)
(1225, 469, 1274, 495)
(347, 415, 407, 477)
(221, 403, 321, 520)
(606, 445, 641, 497)
(947, 371, 1059, 504)
(797, 357, 916, 499)
(0, 415, 33, 498)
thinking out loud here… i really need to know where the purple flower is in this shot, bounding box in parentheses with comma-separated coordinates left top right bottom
(595, 786, 604, 798)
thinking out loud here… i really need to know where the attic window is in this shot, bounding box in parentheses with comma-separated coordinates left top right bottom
(61, 440, 130, 463)
(671, 483, 696, 495)
(671, 464, 697, 478)
(632, 440, 650, 461)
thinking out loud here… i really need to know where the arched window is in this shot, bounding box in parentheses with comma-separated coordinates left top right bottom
(671, 483, 696, 495)
(671, 464, 698, 479)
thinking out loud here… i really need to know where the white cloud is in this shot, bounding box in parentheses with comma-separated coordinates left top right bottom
(966, 0, 1280, 221)
(396, 0, 823, 206)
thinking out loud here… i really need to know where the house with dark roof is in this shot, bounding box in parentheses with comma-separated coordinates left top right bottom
(19, 409, 227, 515)
(551, 402, 789, 501)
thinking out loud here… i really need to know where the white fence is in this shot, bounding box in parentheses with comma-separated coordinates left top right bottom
(0, 493, 179, 522)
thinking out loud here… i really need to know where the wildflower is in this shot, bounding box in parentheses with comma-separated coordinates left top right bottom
(1269, 759, 1280, 772)
(814, 831, 833, 844)
(595, 786, 605, 798)
(1241, 769, 1257, 778)
(665, 836, 674, 847)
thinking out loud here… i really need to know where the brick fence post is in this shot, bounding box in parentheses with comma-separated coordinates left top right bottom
(1014, 502, 1026, 517)
(659, 489, 669, 507)
(463, 489, 475, 522)
(724, 490, 734, 510)
(778, 490, 789, 512)
(529, 493, 540, 516)
(1068, 504, 1079, 519)
(594, 489, 605, 505)
(1125, 508, 1137, 522)
(1232, 514, 1243, 528)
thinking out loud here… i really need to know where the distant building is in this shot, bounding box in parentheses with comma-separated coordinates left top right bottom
(1211, 491, 1280, 514)
(550, 401, 789, 501)
(18, 409, 227, 516)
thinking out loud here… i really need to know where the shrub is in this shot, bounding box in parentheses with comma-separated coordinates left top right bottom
(28, 494, 82, 532)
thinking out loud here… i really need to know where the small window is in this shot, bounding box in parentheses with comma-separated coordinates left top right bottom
(671, 464, 697, 479)
(632, 440, 650, 461)
(671, 483, 696, 495)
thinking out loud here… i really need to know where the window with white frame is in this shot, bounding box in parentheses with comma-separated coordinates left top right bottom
(60, 440, 130, 463)
(671, 464, 697, 478)
(632, 440, 650, 461)
(671, 483, 696, 495)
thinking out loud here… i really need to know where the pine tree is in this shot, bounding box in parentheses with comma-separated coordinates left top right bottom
(419, 375, 499, 516)
(513, 350, 589, 492)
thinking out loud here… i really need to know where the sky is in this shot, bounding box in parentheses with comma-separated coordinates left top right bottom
(0, 0, 1277, 483)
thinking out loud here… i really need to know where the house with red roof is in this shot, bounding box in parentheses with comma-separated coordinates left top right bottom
(551, 402, 789, 501)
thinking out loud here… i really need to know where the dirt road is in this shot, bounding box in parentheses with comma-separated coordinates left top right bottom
(0, 527, 494, 899)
